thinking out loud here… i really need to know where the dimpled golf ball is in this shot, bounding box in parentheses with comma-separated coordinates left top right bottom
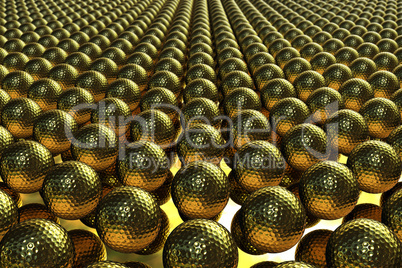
(281, 123, 329, 172)
(295, 229, 333, 268)
(84, 261, 128, 268)
(18, 203, 59, 223)
(250, 261, 278, 268)
(269, 97, 310, 137)
(275, 261, 316, 268)
(240, 186, 306, 253)
(71, 123, 118, 172)
(343, 203, 382, 223)
(117, 141, 169, 192)
(299, 161, 360, 220)
(33, 109, 78, 155)
(163, 219, 238, 268)
(347, 140, 401, 193)
(136, 208, 170, 255)
(172, 161, 229, 220)
(382, 188, 402, 242)
(41, 161, 102, 220)
(324, 109, 369, 155)
(95, 186, 161, 253)
(326, 219, 402, 267)
(0, 140, 54, 193)
(0, 189, 18, 240)
(380, 182, 402, 207)
(359, 97, 401, 139)
(177, 123, 226, 165)
(68, 229, 107, 268)
(234, 140, 286, 192)
(0, 219, 74, 267)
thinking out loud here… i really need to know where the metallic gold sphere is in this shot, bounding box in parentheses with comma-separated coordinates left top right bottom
(0, 125, 13, 156)
(117, 63, 148, 92)
(163, 219, 238, 268)
(41, 161, 102, 220)
(343, 35, 364, 49)
(90, 57, 119, 82)
(69, 229, 107, 268)
(187, 52, 214, 70)
(65, 52, 92, 73)
(42, 47, 68, 65)
(130, 110, 176, 148)
(295, 229, 333, 268)
(2, 97, 42, 139)
(254, 64, 284, 91)
(172, 161, 229, 220)
(357, 42, 380, 59)
(250, 261, 278, 268)
(0, 219, 74, 267)
(231, 109, 270, 148)
(275, 47, 300, 69)
(360, 97, 400, 139)
(177, 123, 225, 165)
(118, 141, 169, 192)
(148, 71, 181, 97)
(155, 58, 183, 79)
(0, 140, 54, 193)
(223, 87, 261, 118)
(33, 109, 78, 155)
(78, 43, 102, 61)
(270, 97, 310, 137)
(228, 170, 250, 206)
(3, 52, 29, 71)
(283, 57, 312, 83)
(260, 78, 296, 111)
(136, 208, 170, 255)
(57, 87, 95, 125)
(75, 70, 108, 102)
(240, 186, 306, 253)
(91, 98, 131, 136)
(27, 78, 62, 111)
(347, 140, 401, 193)
(382, 188, 402, 242)
(334, 47, 359, 66)
(1, 70, 34, 98)
(126, 52, 154, 76)
(231, 209, 264, 255)
(182, 97, 220, 128)
(367, 70, 399, 99)
(299, 161, 360, 220)
(326, 219, 402, 267)
(343, 203, 382, 223)
(310, 52, 337, 74)
(282, 123, 329, 172)
(0, 189, 18, 239)
(325, 109, 369, 155)
(125, 262, 151, 268)
(18, 203, 59, 223)
(48, 63, 79, 90)
(299, 42, 324, 62)
(306, 87, 344, 125)
(95, 186, 161, 253)
(248, 52, 275, 75)
(220, 70, 254, 96)
(159, 47, 185, 65)
(287, 183, 321, 228)
(186, 64, 216, 84)
(0, 181, 21, 208)
(105, 79, 140, 112)
(183, 78, 219, 103)
(149, 170, 173, 206)
(373, 52, 399, 71)
(219, 58, 248, 79)
(293, 70, 326, 102)
(71, 123, 118, 172)
(322, 63, 353, 90)
(234, 140, 285, 192)
(139, 87, 179, 123)
(84, 261, 128, 267)
(268, 38, 291, 57)
(338, 78, 374, 112)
